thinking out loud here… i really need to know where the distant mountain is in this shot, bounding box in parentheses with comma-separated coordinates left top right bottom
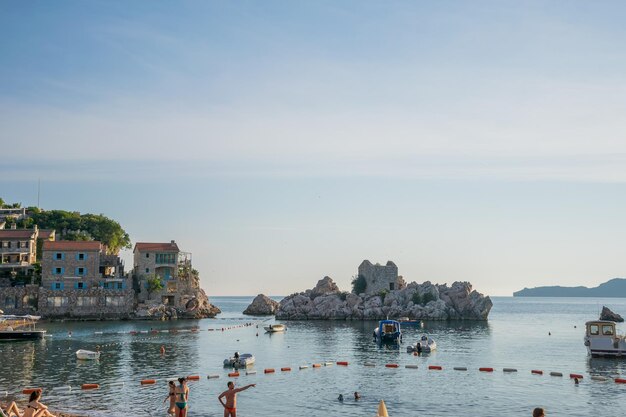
(513, 278, 626, 297)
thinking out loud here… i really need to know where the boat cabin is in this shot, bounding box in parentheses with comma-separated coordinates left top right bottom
(586, 321, 616, 338)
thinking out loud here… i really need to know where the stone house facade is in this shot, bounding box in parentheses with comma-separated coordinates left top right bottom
(0, 225, 56, 280)
(134, 240, 197, 309)
(358, 260, 406, 294)
(39, 240, 132, 317)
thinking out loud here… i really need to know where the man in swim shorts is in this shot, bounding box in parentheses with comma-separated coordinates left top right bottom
(218, 381, 255, 417)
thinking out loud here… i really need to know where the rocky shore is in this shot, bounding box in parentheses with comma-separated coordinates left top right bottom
(243, 294, 279, 315)
(276, 276, 492, 320)
(135, 288, 220, 320)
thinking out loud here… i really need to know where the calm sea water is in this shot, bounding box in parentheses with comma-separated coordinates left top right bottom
(2, 296, 626, 417)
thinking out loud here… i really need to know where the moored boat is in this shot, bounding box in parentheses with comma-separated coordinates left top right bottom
(223, 352, 255, 368)
(0, 314, 46, 341)
(584, 320, 626, 357)
(374, 320, 402, 343)
(264, 323, 286, 332)
(407, 335, 436, 353)
(76, 349, 101, 360)
(398, 317, 422, 327)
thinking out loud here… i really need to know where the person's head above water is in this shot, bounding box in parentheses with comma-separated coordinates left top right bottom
(533, 408, 545, 417)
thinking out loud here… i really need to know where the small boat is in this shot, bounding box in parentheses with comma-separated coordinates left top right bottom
(223, 353, 255, 368)
(264, 323, 286, 333)
(398, 317, 421, 327)
(407, 335, 436, 353)
(76, 349, 101, 360)
(374, 320, 402, 343)
(584, 320, 626, 357)
(0, 314, 46, 341)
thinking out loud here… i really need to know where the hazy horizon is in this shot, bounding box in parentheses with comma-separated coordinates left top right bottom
(2, 1, 625, 296)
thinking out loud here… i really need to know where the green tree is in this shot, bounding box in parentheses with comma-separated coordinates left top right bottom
(146, 274, 164, 299)
(351, 275, 367, 294)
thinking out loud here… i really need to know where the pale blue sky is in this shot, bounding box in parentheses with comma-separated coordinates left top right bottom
(1, 1, 626, 295)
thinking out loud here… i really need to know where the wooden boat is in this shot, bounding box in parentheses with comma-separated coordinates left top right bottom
(76, 349, 101, 360)
(0, 314, 46, 341)
(584, 320, 626, 357)
(264, 323, 286, 332)
(374, 320, 402, 343)
(223, 353, 255, 368)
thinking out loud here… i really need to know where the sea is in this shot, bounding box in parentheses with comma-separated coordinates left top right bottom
(1, 296, 626, 417)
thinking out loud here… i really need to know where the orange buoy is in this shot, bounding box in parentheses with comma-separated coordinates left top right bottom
(22, 388, 42, 395)
(140, 379, 157, 385)
(312, 363, 322, 368)
(479, 367, 494, 372)
(385, 364, 399, 368)
(615, 378, 626, 384)
(531, 370, 543, 375)
(570, 373, 584, 379)
(228, 371, 240, 377)
(264, 368, 275, 374)
(187, 375, 200, 381)
(337, 361, 349, 366)
(81, 384, 99, 390)
(428, 365, 442, 370)
(281, 367, 291, 372)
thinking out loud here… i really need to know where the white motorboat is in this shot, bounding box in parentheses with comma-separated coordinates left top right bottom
(76, 349, 101, 360)
(407, 335, 436, 353)
(223, 353, 255, 368)
(584, 320, 626, 357)
(264, 323, 286, 333)
(0, 314, 46, 341)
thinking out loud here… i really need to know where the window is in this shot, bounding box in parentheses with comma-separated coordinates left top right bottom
(156, 253, 176, 264)
(602, 325, 614, 336)
(146, 253, 149, 258)
(53, 267, 63, 275)
(55, 252, 63, 260)
(52, 282, 63, 290)
(1, 241, 9, 248)
(77, 253, 85, 260)
(145, 268, 149, 273)
(389, 283, 395, 290)
(76, 282, 85, 289)
(47, 296, 68, 307)
(117, 282, 123, 290)
(76, 267, 86, 276)
(105, 296, 125, 307)
(76, 296, 97, 307)
(589, 325, 599, 335)
(20, 241, 29, 248)
(4, 296, 16, 308)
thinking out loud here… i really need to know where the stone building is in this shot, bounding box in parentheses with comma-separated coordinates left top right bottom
(357, 260, 406, 294)
(0, 225, 55, 281)
(133, 240, 198, 309)
(38, 240, 133, 318)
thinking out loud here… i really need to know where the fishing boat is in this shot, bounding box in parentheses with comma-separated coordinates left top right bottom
(407, 335, 436, 353)
(373, 320, 402, 343)
(398, 317, 422, 327)
(0, 314, 46, 341)
(223, 353, 255, 368)
(264, 323, 286, 333)
(584, 320, 626, 357)
(76, 349, 101, 360)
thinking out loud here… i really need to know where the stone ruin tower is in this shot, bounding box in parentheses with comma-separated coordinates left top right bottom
(357, 260, 406, 294)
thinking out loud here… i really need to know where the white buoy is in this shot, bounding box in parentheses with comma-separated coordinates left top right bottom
(207, 374, 220, 379)
(591, 375, 608, 382)
(405, 364, 418, 369)
(503, 368, 517, 372)
(453, 367, 468, 371)
(324, 362, 333, 366)
(246, 370, 257, 375)
(299, 365, 309, 370)
(364, 362, 376, 367)
(550, 372, 563, 377)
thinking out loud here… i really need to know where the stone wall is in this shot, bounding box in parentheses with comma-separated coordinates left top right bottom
(358, 260, 406, 294)
(41, 249, 100, 287)
(38, 287, 135, 319)
(0, 285, 40, 315)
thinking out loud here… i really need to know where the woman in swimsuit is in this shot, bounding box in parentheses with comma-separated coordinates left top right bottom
(4, 390, 56, 417)
(163, 380, 176, 415)
(174, 377, 189, 417)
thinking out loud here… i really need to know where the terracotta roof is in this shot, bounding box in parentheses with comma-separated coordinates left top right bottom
(43, 240, 102, 251)
(0, 229, 37, 239)
(38, 229, 56, 239)
(134, 242, 179, 252)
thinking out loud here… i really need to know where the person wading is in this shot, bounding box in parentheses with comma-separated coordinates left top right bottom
(218, 381, 255, 417)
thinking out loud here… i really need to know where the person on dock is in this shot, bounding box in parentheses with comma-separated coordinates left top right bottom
(175, 377, 189, 417)
(218, 381, 255, 417)
(163, 380, 176, 415)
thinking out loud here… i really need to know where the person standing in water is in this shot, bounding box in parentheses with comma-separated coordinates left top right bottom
(163, 380, 176, 415)
(218, 381, 255, 417)
(174, 377, 189, 417)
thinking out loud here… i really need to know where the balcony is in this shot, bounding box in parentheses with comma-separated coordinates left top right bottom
(0, 261, 31, 268)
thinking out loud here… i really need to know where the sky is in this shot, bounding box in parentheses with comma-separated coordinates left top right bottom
(1, 1, 626, 296)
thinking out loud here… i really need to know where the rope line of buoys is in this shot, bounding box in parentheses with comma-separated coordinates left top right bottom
(228, 372, 240, 377)
(428, 365, 443, 370)
(140, 379, 156, 385)
(81, 384, 99, 390)
(531, 370, 543, 375)
(281, 367, 291, 372)
(479, 367, 494, 372)
(336, 361, 349, 366)
(385, 364, 399, 368)
(550, 372, 563, 377)
(264, 368, 275, 374)
(570, 373, 583, 379)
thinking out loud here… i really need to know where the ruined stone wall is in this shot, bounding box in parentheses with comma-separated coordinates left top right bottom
(38, 287, 135, 318)
(0, 285, 40, 315)
(358, 260, 405, 294)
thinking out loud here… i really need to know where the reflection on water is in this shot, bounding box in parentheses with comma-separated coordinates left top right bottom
(1, 296, 626, 416)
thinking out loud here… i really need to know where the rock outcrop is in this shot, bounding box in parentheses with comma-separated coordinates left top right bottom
(243, 294, 279, 315)
(600, 306, 624, 322)
(276, 277, 492, 321)
(136, 288, 220, 320)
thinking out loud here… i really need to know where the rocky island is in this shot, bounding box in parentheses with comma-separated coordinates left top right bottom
(243, 294, 279, 315)
(276, 260, 492, 320)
